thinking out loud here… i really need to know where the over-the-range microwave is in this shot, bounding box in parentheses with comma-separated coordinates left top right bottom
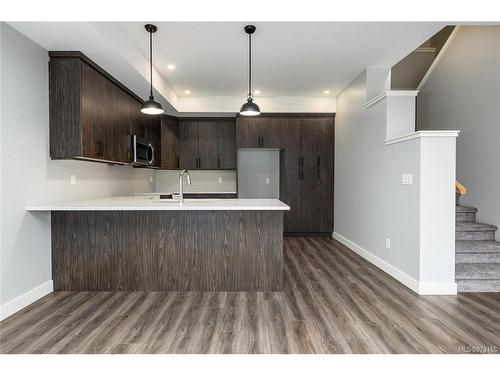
(131, 135, 154, 166)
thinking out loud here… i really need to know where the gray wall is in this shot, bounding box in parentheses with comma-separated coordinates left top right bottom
(417, 26, 500, 241)
(0, 23, 153, 313)
(335, 71, 421, 280)
(237, 150, 280, 199)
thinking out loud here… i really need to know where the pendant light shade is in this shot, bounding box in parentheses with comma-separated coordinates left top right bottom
(240, 97, 261, 116)
(141, 24, 164, 115)
(240, 25, 261, 116)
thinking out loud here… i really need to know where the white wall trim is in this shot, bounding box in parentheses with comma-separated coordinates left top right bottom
(332, 232, 458, 295)
(0, 280, 53, 321)
(365, 90, 419, 109)
(332, 232, 421, 294)
(384, 130, 460, 145)
(417, 26, 460, 91)
(418, 282, 457, 295)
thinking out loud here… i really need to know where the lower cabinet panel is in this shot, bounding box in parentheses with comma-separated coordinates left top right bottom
(51, 210, 283, 292)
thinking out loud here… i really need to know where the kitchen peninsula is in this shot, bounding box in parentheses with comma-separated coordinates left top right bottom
(28, 197, 289, 292)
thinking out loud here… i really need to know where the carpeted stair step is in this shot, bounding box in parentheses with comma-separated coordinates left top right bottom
(456, 263, 500, 279)
(456, 241, 500, 263)
(455, 222, 497, 241)
(456, 205, 478, 213)
(456, 206, 477, 222)
(457, 279, 500, 292)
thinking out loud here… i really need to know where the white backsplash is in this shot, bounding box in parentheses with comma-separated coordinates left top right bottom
(154, 170, 237, 193)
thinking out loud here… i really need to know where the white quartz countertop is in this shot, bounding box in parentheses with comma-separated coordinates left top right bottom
(26, 196, 290, 211)
(133, 191, 237, 196)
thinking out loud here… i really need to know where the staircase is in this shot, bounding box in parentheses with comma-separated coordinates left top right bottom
(455, 205, 500, 292)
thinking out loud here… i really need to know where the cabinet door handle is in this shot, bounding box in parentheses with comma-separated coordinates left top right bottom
(217, 157, 220, 169)
(317, 156, 320, 167)
(176, 156, 179, 169)
(298, 157, 301, 168)
(317, 169, 320, 180)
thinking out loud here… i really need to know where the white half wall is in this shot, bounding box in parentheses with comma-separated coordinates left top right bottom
(0, 23, 154, 320)
(417, 26, 500, 241)
(335, 69, 457, 294)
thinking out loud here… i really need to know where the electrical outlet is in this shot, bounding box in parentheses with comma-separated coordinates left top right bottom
(70, 175, 76, 185)
(218, 177, 223, 183)
(265, 177, 270, 184)
(401, 173, 413, 185)
(385, 238, 391, 249)
(149, 176, 153, 184)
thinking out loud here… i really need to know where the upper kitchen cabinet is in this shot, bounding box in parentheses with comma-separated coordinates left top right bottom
(236, 116, 283, 148)
(300, 117, 334, 169)
(49, 51, 161, 166)
(177, 118, 236, 170)
(217, 119, 237, 169)
(160, 116, 179, 169)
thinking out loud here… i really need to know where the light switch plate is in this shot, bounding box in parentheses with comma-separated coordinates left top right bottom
(265, 177, 270, 184)
(385, 238, 391, 249)
(401, 173, 413, 185)
(149, 176, 153, 184)
(218, 177, 223, 183)
(70, 175, 76, 185)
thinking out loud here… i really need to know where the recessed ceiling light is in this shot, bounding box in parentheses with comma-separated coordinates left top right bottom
(184, 90, 191, 94)
(254, 90, 261, 95)
(323, 90, 331, 95)
(167, 64, 175, 70)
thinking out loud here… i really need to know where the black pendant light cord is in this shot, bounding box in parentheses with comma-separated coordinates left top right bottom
(149, 29, 153, 99)
(248, 32, 252, 99)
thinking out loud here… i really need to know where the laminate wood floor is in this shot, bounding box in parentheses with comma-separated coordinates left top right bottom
(1, 238, 499, 354)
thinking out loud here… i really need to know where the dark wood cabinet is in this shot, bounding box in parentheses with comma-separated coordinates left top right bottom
(283, 118, 302, 169)
(236, 117, 261, 148)
(301, 117, 334, 169)
(284, 168, 302, 232)
(160, 116, 179, 169)
(49, 51, 161, 166)
(238, 114, 334, 234)
(179, 120, 199, 169)
(217, 120, 237, 169)
(176, 118, 236, 170)
(198, 121, 219, 169)
(300, 168, 333, 232)
(236, 117, 283, 148)
(284, 167, 333, 234)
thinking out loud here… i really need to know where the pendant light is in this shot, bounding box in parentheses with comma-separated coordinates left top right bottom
(239, 25, 261, 116)
(141, 24, 164, 115)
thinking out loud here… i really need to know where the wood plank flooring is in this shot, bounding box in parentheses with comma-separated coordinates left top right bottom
(1, 238, 499, 354)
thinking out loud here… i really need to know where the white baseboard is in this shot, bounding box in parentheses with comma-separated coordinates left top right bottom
(418, 282, 457, 295)
(332, 232, 456, 295)
(332, 232, 421, 293)
(0, 280, 53, 321)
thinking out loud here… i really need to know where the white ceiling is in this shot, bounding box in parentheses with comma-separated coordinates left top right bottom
(118, 22, 445, 97)
(9, 22, 445, 113)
